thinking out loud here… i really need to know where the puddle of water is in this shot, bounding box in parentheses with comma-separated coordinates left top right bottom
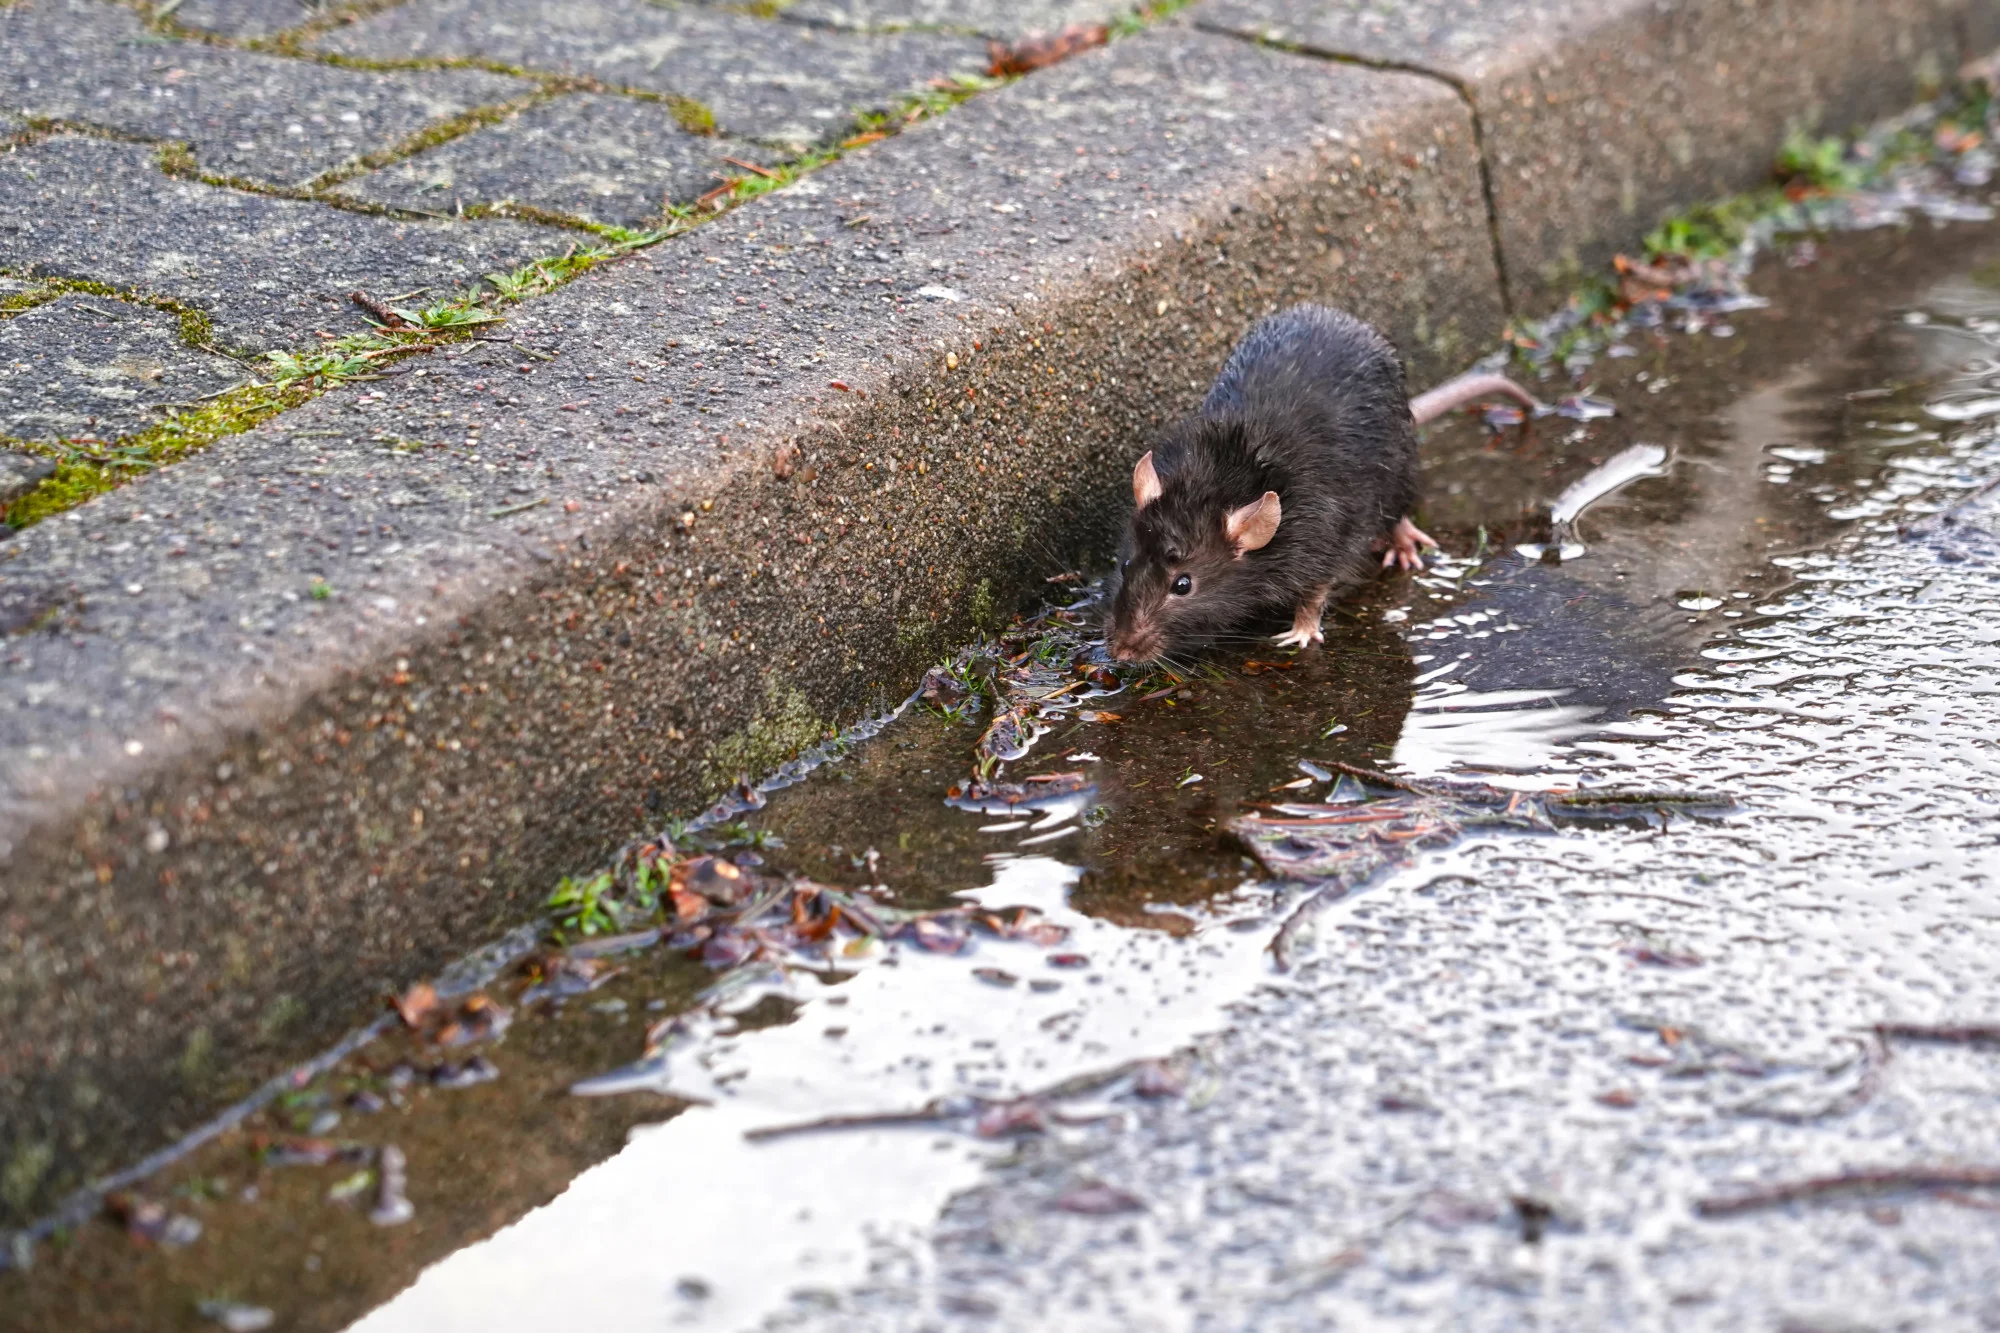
(15, 104, 2000, 1333)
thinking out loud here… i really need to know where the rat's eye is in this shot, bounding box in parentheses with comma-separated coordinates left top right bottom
(1170, 574, 1193, 596)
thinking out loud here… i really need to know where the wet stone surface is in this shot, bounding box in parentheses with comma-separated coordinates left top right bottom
(10, 181, 2000, 1331)
(0, 447, 55, 509)
(783, 0, 1139, 37)
(0, 136, 561, 351)
(0, 23, 1497, 1228)
(165, 0, 343, 40)
(1196, 0, 1969, 306)
(0, 0, 535, 189)
(0, 294, 248, 443)
(314, 0, 989, 149)
(332, 93, 767, 226)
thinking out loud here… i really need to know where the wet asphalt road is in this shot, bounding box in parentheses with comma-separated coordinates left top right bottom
(11, 164, 2000, 1333)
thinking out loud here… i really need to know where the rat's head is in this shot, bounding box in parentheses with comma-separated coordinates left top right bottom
(1106, 442, 1281, 664)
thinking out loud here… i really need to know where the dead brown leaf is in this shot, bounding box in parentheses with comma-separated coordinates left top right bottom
(392, 981, 439, 1029)
(987, 23, 1109, 77)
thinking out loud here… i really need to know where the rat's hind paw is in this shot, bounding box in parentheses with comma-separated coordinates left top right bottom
(1382, 517, 1438, 571)
(1272, 624, 1324, 651)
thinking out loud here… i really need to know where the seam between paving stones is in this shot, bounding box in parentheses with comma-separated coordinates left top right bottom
(0, 5, 1134, 526)
(0, 73, 999, 525)
(0, 26, 1506, 1224)
(1193, 19, 1518, 321)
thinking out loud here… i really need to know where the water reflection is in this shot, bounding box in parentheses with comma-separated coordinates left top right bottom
(347, 856, 1276, 1332)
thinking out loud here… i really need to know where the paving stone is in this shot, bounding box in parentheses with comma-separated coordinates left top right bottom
(779, 0, 1139, 38)
(165, 0, 339, 40)
(334, 92, 769, 226)
(316, 0, 987, 149)
(1197, 0, 1967, 308)
(0, 447, 55, 508)
(0, 294, 249, 443)
(0, 0, 536, 188)
(0, 136, 567, 351)
(0, 25, 1502, 1219)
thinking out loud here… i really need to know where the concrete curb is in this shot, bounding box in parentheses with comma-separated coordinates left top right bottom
(1198, 0, 1981, 310)
(0, 0, 1984, 1222)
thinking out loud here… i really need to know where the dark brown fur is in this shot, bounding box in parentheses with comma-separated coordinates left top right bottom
(1105, 305, 1417, 662)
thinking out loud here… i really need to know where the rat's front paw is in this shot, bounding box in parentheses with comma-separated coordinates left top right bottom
(1382, 516, 1439, 571)
(1272, 624, 1324, 651)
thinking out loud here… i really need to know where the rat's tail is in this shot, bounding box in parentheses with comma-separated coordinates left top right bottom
(1409, 372, 1543, 426)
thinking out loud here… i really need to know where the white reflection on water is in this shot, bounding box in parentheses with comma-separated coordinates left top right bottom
(346, 855, 1276, 1333)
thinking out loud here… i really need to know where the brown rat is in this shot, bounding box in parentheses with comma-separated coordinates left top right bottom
(1103, 304, 1535, 663)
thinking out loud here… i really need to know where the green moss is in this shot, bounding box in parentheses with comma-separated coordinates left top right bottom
(256, 993, 305, 1041)
(705, 679, 826, 785)
(1, 1140, 53, 1217)
(1772, 129, 1863, 192)
(306, 92, 549, 193)
(0, 282, 60, 316)
(6, 379, 310, 527)
(177, 307, 215, 349)
(969, 577, 997, 630)
(667, 95, 717, 136)
(1, 273, 229, 351)
(155, 141, 198, 178)
(178, 1027, 215, 1089)
(1643, 190, 1781, 259)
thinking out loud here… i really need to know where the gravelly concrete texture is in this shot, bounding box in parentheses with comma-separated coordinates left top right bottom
(0, 0, 535, 189)
(0, 23, 1500, 1223)
(0, 449, 55, 510)
(0, 137, 561, 352)
(166, 0, 337, 40)
(0, 0, 1989, 1237)
(332, 93, 768, 225)
(783, 0, 1140, 36)
(314, 0, 990, 150)
(1198, 0, 1976, 306)
(800, 476, 2000, 1333)
(0, 295, 248, 442)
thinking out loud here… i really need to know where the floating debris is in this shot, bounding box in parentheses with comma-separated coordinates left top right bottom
(105, 1193, 201, 1249)
(370, 1144, 415, 1227)
(197, 1301, 275, 1332)
(1241, 764, 1730, 969)
(744, 1056, 1191, 1144)
(1696, 1166, 2000, 1218)
(1052, 1181, 1146, 1215)
(430, 1056, 499, 1089)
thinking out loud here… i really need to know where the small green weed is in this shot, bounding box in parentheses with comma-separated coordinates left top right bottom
(548, 871, 619, 937)
(1773, 129, 1862, 191)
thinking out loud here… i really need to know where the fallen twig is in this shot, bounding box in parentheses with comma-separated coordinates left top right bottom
(1696, 1166, 2000, 1217)
(719, 155, 777, 179)
(349, 290, 411, 329)
(744, 1101, 958, 1142)
(1876, 1022, 2000, 1046)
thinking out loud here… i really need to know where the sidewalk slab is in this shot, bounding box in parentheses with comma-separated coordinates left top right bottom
(0, 136, 563, 352)
(331, 92, 768, 226)
(1197, 0, 1969, 306)
(167, 0, 336, 39)
(0, 23, 1501, 1222)
(315, 0, 990, 150)
(0, 0, 535, 189)
(0, 294, 249, 443)
(782, 0, 1138, 37)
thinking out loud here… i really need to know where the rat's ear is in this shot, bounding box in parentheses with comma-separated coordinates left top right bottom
(1226, 491, 1281, 555)
(1132, 451, 1162, 509)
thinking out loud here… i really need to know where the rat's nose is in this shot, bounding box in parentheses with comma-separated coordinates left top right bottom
(1109, 633, 1158, 664)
